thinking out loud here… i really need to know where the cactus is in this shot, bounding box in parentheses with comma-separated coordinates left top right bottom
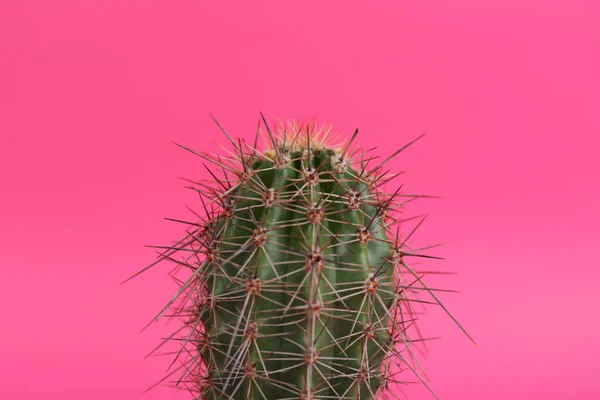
(125, 114, 476, 399)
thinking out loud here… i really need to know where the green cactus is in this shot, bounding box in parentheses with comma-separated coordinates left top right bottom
(126, 114, 476, 399)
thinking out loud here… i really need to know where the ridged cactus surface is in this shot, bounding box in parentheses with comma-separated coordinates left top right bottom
(126, 114, 475, 399)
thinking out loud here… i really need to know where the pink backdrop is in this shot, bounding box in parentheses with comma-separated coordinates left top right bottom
(1, 1, 599, 399)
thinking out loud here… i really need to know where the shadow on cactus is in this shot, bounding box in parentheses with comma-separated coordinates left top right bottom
(124, 113, 477, 399)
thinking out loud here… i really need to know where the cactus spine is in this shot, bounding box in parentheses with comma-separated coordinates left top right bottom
(127, 114, 475, 399)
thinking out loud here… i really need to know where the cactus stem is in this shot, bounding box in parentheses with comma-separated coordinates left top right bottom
(129, 116, 476, 399)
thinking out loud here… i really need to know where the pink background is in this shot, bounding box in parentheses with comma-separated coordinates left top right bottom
(1, 1, 599, 399)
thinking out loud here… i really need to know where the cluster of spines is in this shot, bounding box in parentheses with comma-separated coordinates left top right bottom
(125, 114, 476, 400)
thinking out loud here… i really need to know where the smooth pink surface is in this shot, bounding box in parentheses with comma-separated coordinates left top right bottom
(1, 1, 599, 399)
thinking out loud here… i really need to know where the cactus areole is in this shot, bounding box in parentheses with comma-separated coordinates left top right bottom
(126, 114, 475, 399)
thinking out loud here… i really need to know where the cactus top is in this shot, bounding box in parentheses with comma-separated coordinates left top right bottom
(130, 115, 476, 400)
